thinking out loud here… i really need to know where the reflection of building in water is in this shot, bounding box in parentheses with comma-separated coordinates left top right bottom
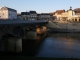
(0, 37, 22, 52)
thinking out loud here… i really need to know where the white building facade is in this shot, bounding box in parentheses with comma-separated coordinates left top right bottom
(0, 6, 17, 20)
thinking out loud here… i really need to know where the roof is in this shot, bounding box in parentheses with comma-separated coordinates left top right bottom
(74, 8, 80, 13)
(0, 6, 17, 12)
(74, 8, 80, 11)
(56, 10, 65, 14)
(41, 13, 50, 15)
(29, 11, 37, 14)
(21, 12, 30, 15)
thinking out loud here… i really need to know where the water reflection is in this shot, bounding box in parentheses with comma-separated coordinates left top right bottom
(1, 32, 80, 58)
(36, 33, 80, 58)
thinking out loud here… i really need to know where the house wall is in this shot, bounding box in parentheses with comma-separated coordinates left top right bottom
(0, 6, 17, 20)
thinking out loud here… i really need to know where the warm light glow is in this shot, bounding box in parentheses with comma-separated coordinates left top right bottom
(36, 28, 41, 34)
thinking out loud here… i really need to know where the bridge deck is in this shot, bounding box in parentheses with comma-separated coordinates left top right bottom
(0, 20, 48, 25)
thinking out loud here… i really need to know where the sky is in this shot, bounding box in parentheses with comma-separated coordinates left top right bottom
(0, 0, 80, 13)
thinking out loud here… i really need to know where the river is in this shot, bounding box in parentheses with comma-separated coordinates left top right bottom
(0, 32, 80, 58)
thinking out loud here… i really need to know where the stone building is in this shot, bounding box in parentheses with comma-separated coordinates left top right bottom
(53, 10, 65, 20)
(0, 6, 17, 20)
(21, 12, 30, 20)
(53, 7, 74, 21)
(71, 8, 80, 21)
(21, 11, 37, 20)
(29, 11, 37, 20)
(40, 13, 51, 20)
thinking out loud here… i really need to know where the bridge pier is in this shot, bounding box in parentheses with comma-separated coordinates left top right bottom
(7, 37, 22, 52)
(0, 36, 22, 52)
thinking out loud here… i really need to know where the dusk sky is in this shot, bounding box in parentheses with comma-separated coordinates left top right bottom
(0, 0, 80, 13)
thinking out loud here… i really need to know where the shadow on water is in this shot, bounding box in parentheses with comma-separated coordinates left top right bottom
(22, 34, 47, 56)
(0, 33, 47, 56)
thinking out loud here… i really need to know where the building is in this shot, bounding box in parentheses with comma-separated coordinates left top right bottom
(61, 7, 73, 20)
(40, 13, 51, 20)
(29, 11, 37, 20)
(37, 14, 41, 20)
(49, 13, 55, 20)
(71, 8, 80, 21)
(21, 12, 30, 20)
(21, 11, 37, 20)
(17, 13, 22, 20)
(53, 7, 74, 21)
(0, 6, 17, 20)
(53, 10, 65, 20)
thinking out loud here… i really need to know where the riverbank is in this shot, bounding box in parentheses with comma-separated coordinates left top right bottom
(46, 21, 80, 33)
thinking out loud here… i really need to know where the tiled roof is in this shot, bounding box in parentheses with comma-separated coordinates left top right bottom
(56, 10, 65, 14)
(74, 8, 80, 11)
(74, 8, 80, 13)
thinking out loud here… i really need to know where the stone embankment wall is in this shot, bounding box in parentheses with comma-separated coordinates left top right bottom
(46, 22, 80, 30)
(55, 22, 80, 30)
(45, 22, 62, 29)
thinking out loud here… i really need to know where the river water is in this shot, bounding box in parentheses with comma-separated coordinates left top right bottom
(0, 32, 80, 58)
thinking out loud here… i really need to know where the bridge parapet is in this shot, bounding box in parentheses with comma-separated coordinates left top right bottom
(0, 20, 48, 37)
(0, 20, 48, 25)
